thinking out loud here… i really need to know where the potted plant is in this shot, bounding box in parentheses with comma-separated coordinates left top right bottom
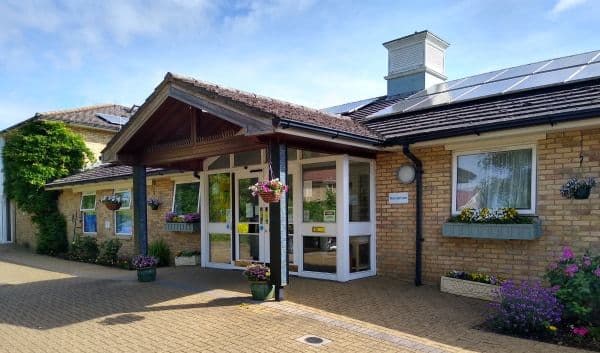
(442, 207, 542, 240)
(132, 255, 159, 282)
(560, 177, 596, 200)
(164, 212, 201, 232)
(249, 178, 288, 203)
(147, 197, 162, 210)
(174, 250, 200, 266)
(243, 264, 274, 300)
(101, 195, 122, 211)
(440, 270, 502, 301)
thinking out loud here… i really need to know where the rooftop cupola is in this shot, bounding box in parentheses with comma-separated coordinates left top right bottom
(383, 30, 449, 96)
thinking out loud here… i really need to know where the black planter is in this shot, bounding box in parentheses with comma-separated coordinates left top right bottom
(573, 187, 591, 199)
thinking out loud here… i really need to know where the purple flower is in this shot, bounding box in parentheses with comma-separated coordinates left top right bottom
(548, 262, 558, 270)
(132, 255, 158, 269)
(564, 264, 579, 277)
(594, 266, 600, 278)
(582, 255, 592, 267)
(561, 247, 574, 261)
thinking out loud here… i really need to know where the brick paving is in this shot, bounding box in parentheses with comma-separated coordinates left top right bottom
(0, 246, 589, 353)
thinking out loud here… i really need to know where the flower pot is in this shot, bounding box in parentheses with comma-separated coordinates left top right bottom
(137, 267, 156, 282)
(103, 202, 122, 211)
(573, 187, 591, 199)
(249, 282, 274, 300)
(165, 222, 201, 233)
(149, 204, 160, 210)
(440, 276, 499, 301)
(174, 255, 200, 266)
(442, 220, 542, 240)
(258, 191, 281, 203)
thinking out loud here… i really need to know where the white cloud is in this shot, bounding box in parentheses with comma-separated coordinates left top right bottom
(550, 0, 587, 15)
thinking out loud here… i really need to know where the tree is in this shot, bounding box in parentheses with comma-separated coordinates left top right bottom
(3, 120, 93, 255)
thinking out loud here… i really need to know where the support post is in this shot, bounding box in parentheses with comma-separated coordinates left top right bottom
(268, 141, 288, 301)
(133, 165, 148, 255)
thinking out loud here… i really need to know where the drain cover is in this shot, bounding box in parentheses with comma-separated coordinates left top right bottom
(296, 335, 331, 347)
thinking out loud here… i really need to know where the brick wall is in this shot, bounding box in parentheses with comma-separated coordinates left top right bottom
(14, 210, 37, 249)
(376, 128, 600, 284)
(57, 177, 200, 261)
(70, 126, 116, 162)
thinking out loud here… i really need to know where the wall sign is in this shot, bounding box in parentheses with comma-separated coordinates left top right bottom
(312, 226, 326, 233)
(389, 192, 409, 204)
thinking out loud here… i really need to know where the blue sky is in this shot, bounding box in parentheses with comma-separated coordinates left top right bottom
(1, 0, 599, 128)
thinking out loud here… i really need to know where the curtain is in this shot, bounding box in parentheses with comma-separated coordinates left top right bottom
(457, 149, 532, 210)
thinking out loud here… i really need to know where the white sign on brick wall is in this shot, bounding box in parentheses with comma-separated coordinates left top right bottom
(388, 192, 409, 204)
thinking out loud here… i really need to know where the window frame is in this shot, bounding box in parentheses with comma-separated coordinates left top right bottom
(171, 181, 201, 215)
(80, 192, 97, 235)
(451, 144, 536, 215)
(114, 189, 133, 236)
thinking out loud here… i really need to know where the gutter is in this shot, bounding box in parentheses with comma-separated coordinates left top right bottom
(276, 118, 383, 145)
(402, 144, 423, 286)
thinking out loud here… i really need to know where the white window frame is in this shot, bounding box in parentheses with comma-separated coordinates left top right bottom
(80, 192, 97, 235)
(171, 181, 201, 215)
(114, 189, 133, 236)
(451, 144, 537, 215)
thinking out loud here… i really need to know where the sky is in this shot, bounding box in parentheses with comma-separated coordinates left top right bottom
(1, 0, 599, 129)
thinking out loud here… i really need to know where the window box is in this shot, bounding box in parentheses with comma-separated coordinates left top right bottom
(174, 255, 200, 266)
(440, 276, 499, 301)
(442, 220, 542, 240)
(165, 222, 200, 233)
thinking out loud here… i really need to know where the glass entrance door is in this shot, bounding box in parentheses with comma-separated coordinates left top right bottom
(235, 171, 269, 263)
(208, 173, 232, 264)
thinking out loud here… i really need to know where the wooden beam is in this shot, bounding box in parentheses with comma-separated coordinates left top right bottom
(138, 135, 265, 166)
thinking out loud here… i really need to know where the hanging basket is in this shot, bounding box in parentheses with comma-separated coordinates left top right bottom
(259, 191, 281, 203)
(103, 201, 122, 211)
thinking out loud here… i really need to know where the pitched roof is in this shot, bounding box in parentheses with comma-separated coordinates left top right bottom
(3, 104, 134, 133)
(168, 73, 382, 140)
(364, 78, 600, 144)
(45, 164, 178, 189)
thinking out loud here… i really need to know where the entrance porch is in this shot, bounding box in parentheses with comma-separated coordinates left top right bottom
(101, 73, 380, 290)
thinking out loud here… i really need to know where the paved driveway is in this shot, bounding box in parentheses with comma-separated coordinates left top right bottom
(0, 246, 588, 353)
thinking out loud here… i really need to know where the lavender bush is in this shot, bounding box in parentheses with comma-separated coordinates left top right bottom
(488, 280, 563, 336)
(131, 255, 159, 269)
(243, 264, 270, 282)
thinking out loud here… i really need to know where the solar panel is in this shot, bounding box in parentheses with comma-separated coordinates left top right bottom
(321, 97, 379, 115)
(96, 113, 130, 125)
(367, 50, 600, 120)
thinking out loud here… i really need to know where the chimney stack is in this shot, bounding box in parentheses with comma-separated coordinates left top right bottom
(383, 30, 449, 96)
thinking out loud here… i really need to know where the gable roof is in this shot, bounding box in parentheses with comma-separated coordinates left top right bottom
(3, 104, 134, 133)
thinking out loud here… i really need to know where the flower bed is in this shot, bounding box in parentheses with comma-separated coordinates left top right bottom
(441, 271, 501, 301)
(481, 247, 600, 351)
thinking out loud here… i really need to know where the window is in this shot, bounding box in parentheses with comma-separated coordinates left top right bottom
(115, 190, 132, 236)
(349, 235, 370, 273)
(453, 147, 535, 213)
(302, 162, 336, 222)
(303, 236, 336, 273)
(208, 154, 230, 170)
(173, 182, 200, 214)
(80, 193, 97, 234)
(233, 150, 261, 167)
(349, 161, 370, 222)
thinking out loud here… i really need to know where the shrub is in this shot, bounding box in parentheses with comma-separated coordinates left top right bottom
(96, 239, 122, 265)
(488, 280, 563, 336)
(69, 236, 98, 262)
(148, 238, 171, 267)
(243, 264, 270, 282)
(545, 247, 600, 327)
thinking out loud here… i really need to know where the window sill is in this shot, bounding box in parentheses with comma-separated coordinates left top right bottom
(115, 234, 132, 239)
(82, 233, 97, 237)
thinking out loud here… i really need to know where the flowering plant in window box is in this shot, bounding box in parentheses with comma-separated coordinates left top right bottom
(443, 207, 541, 240)
(249, 178, 288, 203)
(560, 177, 596, 200)
(441, 270, 503, 301)
(100, 195, 122, 211)
(164, 212, 200, 232)
(147, 197, 161, 210)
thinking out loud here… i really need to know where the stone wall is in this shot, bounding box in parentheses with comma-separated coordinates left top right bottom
(376, 128, 600, 284)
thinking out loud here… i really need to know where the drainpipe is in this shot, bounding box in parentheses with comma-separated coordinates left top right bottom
(402, 144, 423, 286)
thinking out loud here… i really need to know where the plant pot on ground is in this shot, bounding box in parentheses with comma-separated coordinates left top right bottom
(132, 255, 159, 282)
(174, 250, 200, 266)
(243, 264, 274, 301)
